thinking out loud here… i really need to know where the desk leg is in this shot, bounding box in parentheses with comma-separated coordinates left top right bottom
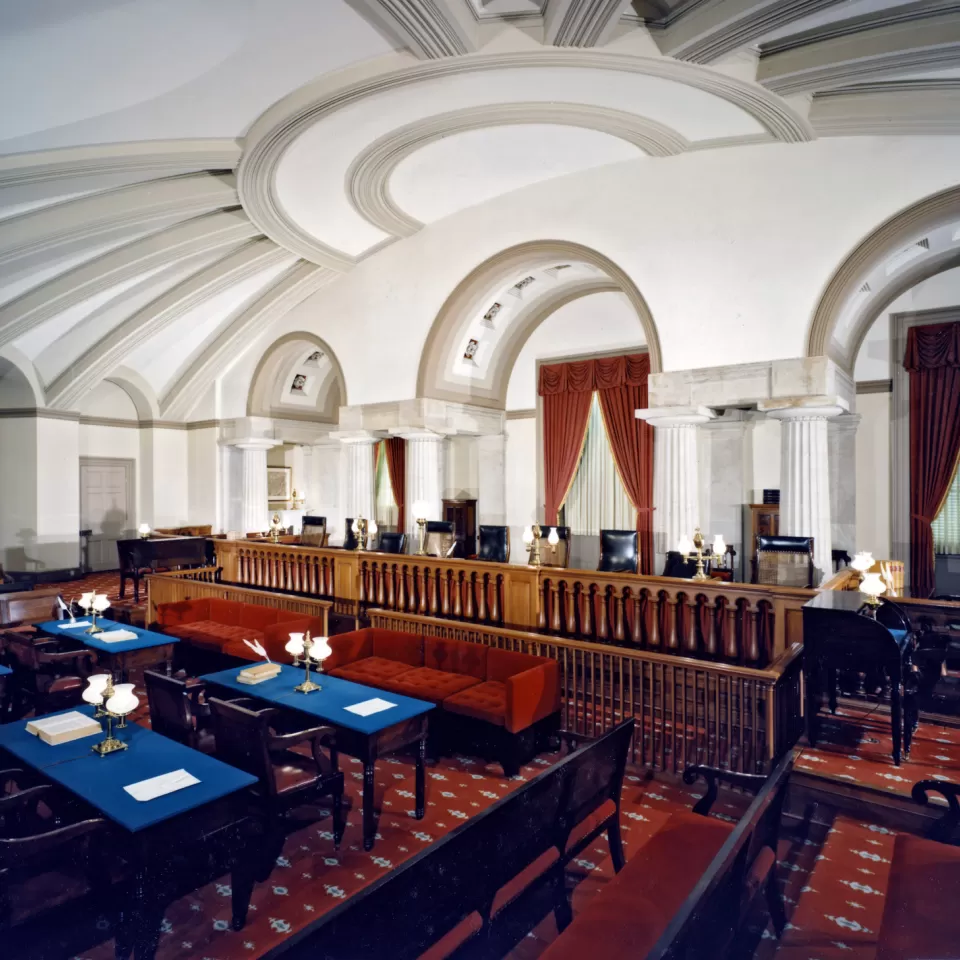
(827, 669, 838, 714)
(362, 761, 376, 851)
(415, 735, 426, 820)
(891, 684, 903, 767)
(805, 666, 820, 746)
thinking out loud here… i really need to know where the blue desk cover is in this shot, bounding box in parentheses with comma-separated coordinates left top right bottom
(0, 665, 10, 676)
(202, 664, 434, 735)
(0, 704, 103, 763)
(38, 617, 178, 655)
(36, 721, 257, 832)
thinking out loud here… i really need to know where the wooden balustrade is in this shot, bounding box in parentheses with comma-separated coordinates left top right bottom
(212, 539, 811, 664)
(370, 609, 804, 774)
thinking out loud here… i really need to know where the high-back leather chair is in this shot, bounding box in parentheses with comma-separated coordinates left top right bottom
(752, 535, 814, 588)
(377, 531, 407, 554)
(144, 670, 213, 752)
(536, 526, 571, 568)
(4, 633, 96, 720)
(424, 520, 456, 558)
(300, 515, 328, 547)
(662, 550, 697, 579)
(477, 526, 510, 564)
(598, 530, 639, 574)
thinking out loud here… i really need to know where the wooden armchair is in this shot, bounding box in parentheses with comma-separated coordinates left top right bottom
(143, 671, 213, 752)
(208, 697, 344, 845)
(4, 634, 97, 720)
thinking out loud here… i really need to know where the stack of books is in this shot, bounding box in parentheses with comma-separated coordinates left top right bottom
(237, 662, 282, 685)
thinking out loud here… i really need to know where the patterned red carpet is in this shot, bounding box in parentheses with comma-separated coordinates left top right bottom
(24, 573, 133, 607)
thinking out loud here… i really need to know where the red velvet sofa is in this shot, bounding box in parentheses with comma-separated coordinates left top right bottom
(155, 598, 326, 663)
(326, 628, 561, 775)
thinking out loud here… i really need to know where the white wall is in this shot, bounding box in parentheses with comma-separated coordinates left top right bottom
(445, 435, 478, 500)
(749, 418, 781, 503)
(188, 427, 220, 527)
(505, 416, 536, 564)
(0, 417, 38, 569)
(855, 391, 891, 558)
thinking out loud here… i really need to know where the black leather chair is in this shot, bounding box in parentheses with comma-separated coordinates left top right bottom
(424, 520, 456, 558)
(377, 531, 407, 554)
(662, 550, 697, 579)
(343, 519, 358, 551)
(752, 535, 814, 588)
(301, 515, 328, 547)
(477, 526, 510, 563)
(598, 530, 638, 574)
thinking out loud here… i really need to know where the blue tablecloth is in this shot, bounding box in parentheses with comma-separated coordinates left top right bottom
(38, 617, 178, 655)
(202, 664, 434, 735)
(0, 665, 10, 676)
(0, 707, 256, 832)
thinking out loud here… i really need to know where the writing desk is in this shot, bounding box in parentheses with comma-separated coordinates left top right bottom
(203, 664, 434, 850)
(38, 617, 177, 680)
(0, 709, 257, 958)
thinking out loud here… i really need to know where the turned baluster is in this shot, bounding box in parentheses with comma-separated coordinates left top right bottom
(724, 600, 739, 660)
(597, 587, 609, 641)
(702, 597, 718, 657)
(664, 594, 679, 651)
(375, 563, 385, 606)
(631, 593, 643, 646)
(565, 582, 577, 635)
(453, 572, 463, 617)
(441, 571, 451, 616)
(428, 568, 439, 615)
(537, 580, 547, 630)
(418, 567, 429, 614)
(549, 581, 562, 633)
(386, 564, 396, 609)
(358, 562, 368, 605)
(395, 564, 405, 610)
(581, 584, 594, 637)
(477, 572, 488, 621)
(743, 602, 760, 664)
(464, 573, 475, 620)
(614, 589, 626, 643)
(491, 575, 502, 623)
(683, 595, 699, 655)
(646, 591, 661, 649)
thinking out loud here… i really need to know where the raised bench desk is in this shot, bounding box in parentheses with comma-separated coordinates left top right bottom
(38, 617, 178, 680)
(203, 664, 434, 851)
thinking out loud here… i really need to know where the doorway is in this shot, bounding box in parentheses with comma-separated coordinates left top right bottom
(79, 457, 135, 571)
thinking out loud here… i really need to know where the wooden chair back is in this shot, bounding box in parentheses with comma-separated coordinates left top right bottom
(377, 531, 406, 554)
(300, 516, 328, 547)
(753, 535, 814, 588)
(144, 670, 201, 746)
(0, 589, 61, 627)
(207, 697, 281, 798)
(424, 521, 456, 558)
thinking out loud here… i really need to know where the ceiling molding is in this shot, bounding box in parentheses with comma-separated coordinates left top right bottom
(346, 101, 689, 239)
(757, 3, 960, 95)
(810, 78, 960, 135)
(347, 0, 477, 58)
(806, 183, 960, 367)
(0, 209, 259, 350)
(47, 239, 291, 412)
(544, 0, 635, 47)
(161, 259, 334, 420)
(0, 172, 239, 271)
(653, 0, 850, 64)
(239, 49, 813, 268)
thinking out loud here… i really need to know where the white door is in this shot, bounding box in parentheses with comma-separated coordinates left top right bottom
(80, 459, 134, 571)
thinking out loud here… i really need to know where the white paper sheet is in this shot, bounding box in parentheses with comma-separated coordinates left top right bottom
(57, 621, 91, 629)
(344, 697, 397, 717)
(124, 769, 200, 802)
(92, 629, 138, 642)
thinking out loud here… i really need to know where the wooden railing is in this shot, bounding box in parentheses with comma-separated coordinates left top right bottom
(145, 566, 332, 634)
(370, 609, 804, 774)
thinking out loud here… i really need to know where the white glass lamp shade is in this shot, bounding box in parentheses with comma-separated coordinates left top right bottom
(351, 519, 360, 534)
(285, 632, 305, 657)
(712, 535, 726, 557)
(412, 500, 429, 522)
(92, 593, 111, 613)
(851, 551, 875, 574)
(860, 571, 887, 601)
(105, 683, 138, 716)
(82, 673, 111, 705)
(79, 592, 95, 609)
(547, 527, 560, 546)
(677, 535, 694, 556)
(522, 526, 534, 545)
(309, 636, 332, 662)
(368, 520, 378, 536)
(138, 523, 151, 536)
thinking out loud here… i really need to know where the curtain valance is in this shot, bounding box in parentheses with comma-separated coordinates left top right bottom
(538, 353, 650, 395)
(904, 321, 960, 371)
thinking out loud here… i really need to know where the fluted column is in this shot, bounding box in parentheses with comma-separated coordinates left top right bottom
(234, 439, 276, 534)
(636, 406, 715, 572)
(763, 400, 846, 583)
(399, 430, 448, 534)
(340, 434, 377, 527)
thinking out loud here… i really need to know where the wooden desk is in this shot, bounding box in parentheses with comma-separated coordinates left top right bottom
(0, 707, 258, 959)
(203, 664, 434, 850)
(118, 536, 209, 603)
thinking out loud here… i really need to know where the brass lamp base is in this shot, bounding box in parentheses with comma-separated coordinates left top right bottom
(294, 679, 321, 694)
(92, 736, 127, 756)
(863, 594, 882, 608)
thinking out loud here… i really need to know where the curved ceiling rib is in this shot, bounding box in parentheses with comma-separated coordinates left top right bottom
(0, 209, 260, 349)
(161, 259, 334, 419)
(544, 0, 634, 48)
(347, 0, 476, 59)
(47, 238, 291, 411)
(346, 102, 689, 239)
(0, 172, 239, 271)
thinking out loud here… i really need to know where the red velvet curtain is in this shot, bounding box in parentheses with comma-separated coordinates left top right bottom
(538, 354, 654, 571)
(384, 437, 406, 532)
(904, 321, 960, 597)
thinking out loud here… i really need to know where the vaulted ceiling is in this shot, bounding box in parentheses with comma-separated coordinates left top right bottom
(2, 0, 959, 418)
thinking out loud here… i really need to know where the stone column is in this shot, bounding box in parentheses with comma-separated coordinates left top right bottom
(338, 434, 377, 528)
(399, 430, 448, 535)
(829, 414, 861, 561)
(234, 438, 276, 534)
(477, 434, 506, 526)
(762, 399, 846, 583)
(636, 406, 716, 573)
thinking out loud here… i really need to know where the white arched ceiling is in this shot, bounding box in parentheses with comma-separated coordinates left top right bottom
(2, 0, 960, 420)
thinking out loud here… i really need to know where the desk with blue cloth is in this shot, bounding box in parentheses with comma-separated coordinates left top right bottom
(203, 664, 434, 850)
(0, 664, 10, 713)
(0, 705, 257, 959)
(38, 617, 178, 680)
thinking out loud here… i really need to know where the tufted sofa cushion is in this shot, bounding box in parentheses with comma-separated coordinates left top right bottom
(443, 681, 507, 726)
(424, 636, 488, 680)
(388, 667, 481, 704)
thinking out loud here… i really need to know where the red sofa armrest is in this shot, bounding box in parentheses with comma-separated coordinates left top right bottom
(505, 661, 560, 734)
(326, 630, 374, 671)
(262, 616, 328, 662)
(156, 598, 210, 627)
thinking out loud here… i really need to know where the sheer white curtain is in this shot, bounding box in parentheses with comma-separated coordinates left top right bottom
(933, 464, 960, 554)
(563, 394, 635, 535)
(374, 445, 398, 529)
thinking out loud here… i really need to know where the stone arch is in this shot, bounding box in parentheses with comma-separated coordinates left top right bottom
(807, 184, 960, 371)
(247, 332, 346, 423)
(416, 240, 662, 408)
(0, 346, 44, 409)
(105, 367, 160, 420)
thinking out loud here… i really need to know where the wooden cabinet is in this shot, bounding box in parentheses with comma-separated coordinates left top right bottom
(743, 503, 779, 580)
(442, 498, 477, 559)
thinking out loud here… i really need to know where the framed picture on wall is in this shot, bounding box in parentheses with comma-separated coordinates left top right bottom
(267, 466, 292, 503)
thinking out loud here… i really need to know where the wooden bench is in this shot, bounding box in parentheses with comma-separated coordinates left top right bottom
(874, 778, 960, 960)
(541, 749, 794, 960)
(259, 718, 635, 960)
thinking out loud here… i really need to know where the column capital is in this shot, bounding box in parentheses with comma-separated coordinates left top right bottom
(230, 437, 279, 452)
(759, 396, 848, 420)
(388, 427, 453, 441)
(635, 405, 716, 427)
(328, 430, 381, 445)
